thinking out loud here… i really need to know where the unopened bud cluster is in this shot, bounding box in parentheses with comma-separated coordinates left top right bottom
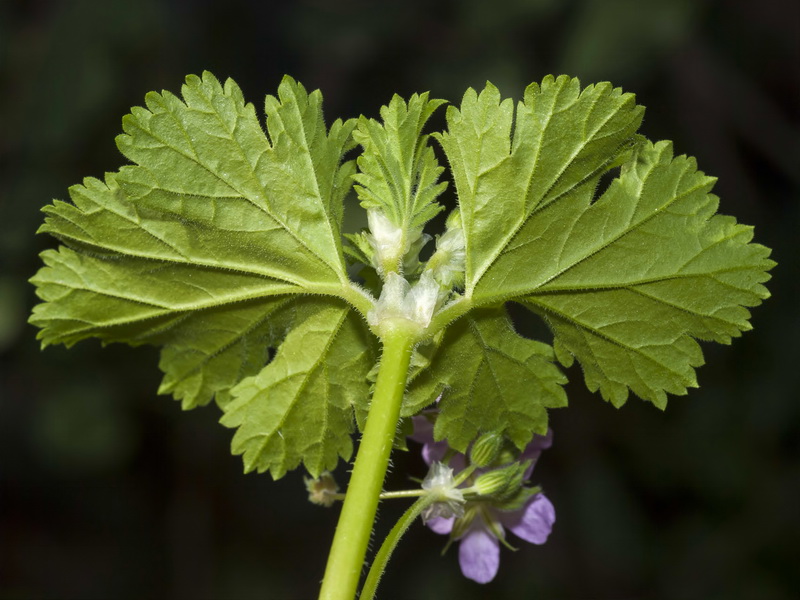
(367, 271, 440, 332)
(356, 206, 466, 336)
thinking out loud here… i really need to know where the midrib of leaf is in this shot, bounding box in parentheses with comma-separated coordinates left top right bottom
(393, 99, 430, 222)
(389, 118, 413, 215)
(517, 81, 560, 215)
(251, 308, 349, 458)
(53, 200, 326, 289)
(525, 216, 763, 311)
(468, 87, 633, 297)
(523, 263, 764, 292)
(625, 285, 742, 329)
(474, 153, 707, 306)
(470, 317, 538, 421)
(459, 100, 494, 285)
(54, 198, 186, 262)
(35, 249, 308, 335)
(372, 138, 405, 216)
(49, 275, 294, 319)
(404, 107, 435, 223)
(529, 179, 707, 292)
(279, 93, 348, 273)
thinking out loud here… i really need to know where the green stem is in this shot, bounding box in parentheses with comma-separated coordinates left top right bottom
(379, 489, 426, 500)
(360, 496, 437, 600)
(318, 324, 416, 600)
(326, 489, 426, 503)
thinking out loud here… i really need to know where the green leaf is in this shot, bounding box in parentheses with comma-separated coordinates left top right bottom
(29, 72, 366, 409)
(436, 75, 644, 297)
(353, 92, 447, 232)
(436, 76, 774, 409)
(404, 308, 567, 452)
(220, 300, 377, 478)
(155, 298, 296, 409)
(114, 72, 355, 284)
(520, 140, 774, 407)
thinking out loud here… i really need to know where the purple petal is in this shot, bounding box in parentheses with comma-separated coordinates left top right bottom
(499, 493, 555, 545)
(458, 524, 501, 584)
(422, 440, 450, 465)
(426, 515, 455, 534)
(520, 429, 553, 478)
(410, 415, 435, 444)
(411, 416, 452, 465)
(533, 428, 554, 451)
(448, 452, 467, 473)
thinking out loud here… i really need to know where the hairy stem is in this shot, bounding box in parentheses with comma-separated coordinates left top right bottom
(318, 324, 416, 600)
(360, 495, 437, 600)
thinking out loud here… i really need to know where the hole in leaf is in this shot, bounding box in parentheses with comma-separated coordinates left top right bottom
(593, 165, 621, 201)
(506, 301, 554, 346)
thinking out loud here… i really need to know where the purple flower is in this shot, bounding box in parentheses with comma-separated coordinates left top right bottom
(411, 416, 556, 584)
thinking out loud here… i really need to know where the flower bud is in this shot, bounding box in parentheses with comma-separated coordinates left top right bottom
(367, 271, 440, 331)
(425, 209, 465, 288)
(473, 461, 529, 500)
(469, 431, 504, 467)
(366, 209, 404, 275)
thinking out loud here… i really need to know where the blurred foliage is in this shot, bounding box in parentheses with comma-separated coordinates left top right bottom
(1, 0, 798, 598)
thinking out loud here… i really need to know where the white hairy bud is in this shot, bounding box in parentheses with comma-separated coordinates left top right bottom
(366, 209, 405, 275)
(426, 211, 466, 288)
(420, 461, 466, 523)
(367, 271, 440, 331)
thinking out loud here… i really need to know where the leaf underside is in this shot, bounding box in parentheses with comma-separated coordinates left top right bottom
(405, 308, 567, 453)
(353, 92, 447, 231)
(29, 72, 774, 477)
(220, 300, 376, 478)
(432, 75, 774, 430)
(29, 72, 376, 477)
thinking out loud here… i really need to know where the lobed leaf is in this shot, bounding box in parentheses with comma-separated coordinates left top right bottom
(404, 308, 567, 452)
(518, 141, 775, 407)
(29, 72, 776, 481)
(353, 92, 447, 232)
(436, 75, 644, 297)
(30, 72, 362, 410)
(436, 76, 774, 409)
(220, 300, 377, 478)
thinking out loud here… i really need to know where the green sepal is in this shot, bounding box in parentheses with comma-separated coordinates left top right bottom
(469, 431, 504, 467)
(493, 485, 543, 512)
(473, 460, 530, 500)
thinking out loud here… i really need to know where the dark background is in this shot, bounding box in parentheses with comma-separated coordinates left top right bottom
(1, 1, 798, 598)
